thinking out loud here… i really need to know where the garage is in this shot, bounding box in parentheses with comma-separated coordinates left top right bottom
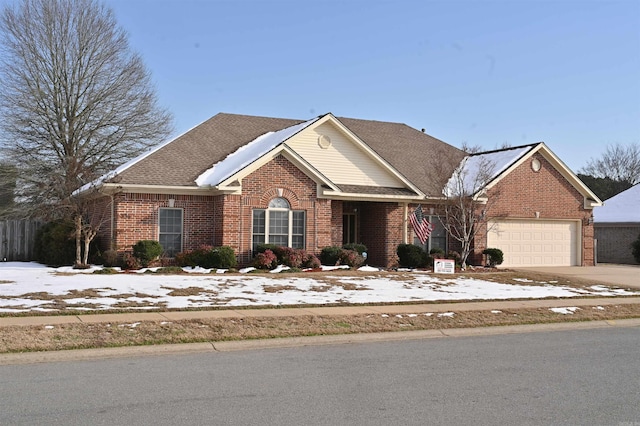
(487, 220, 579, 267)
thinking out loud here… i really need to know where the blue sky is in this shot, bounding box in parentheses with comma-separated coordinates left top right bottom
(10, 0, 640, 172)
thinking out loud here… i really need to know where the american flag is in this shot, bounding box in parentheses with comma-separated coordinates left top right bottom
(409, 205, 434, 245)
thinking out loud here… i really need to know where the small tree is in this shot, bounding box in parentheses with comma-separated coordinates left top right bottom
(439, 153, 501, 268)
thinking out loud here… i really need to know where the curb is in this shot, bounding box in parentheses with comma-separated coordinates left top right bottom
(2, 318, 639, 366)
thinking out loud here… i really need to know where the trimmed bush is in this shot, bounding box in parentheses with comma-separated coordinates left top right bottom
(397, 244, 428, 268)
(132, 240, 163, 267)
(272, 246, 304, 268)
(210, 246, 237, 269)
(254, 249, 277, 269)
(175, 245, 237, 269)
(632, 234, 640, 264)
(320, 246, 342, 266)
(338, 249, 365, 268)
(342, 243, 367, 255)
(121, 252, 141, 270)
(429, 247, 445, 259)
(483, 248, 504, 267)
(255, 243, 279, 254)
(302, 252, 321, 269)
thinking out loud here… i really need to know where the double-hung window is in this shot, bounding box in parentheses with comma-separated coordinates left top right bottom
(159, 208, 183, 257)
(253, 198, 305, 251)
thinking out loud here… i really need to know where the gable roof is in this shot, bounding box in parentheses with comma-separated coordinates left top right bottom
(81, 112, 465, 198)
(445, 144, 537, 197)
(444, 143, 603, 208)
(594, 183, 640, 223)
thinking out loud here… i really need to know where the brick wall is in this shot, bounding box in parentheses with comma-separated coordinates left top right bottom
(113, 193, 216, 254)
(595, 224, 640, 264)
(227, 154, 333, 265)
(359, 201, 404, 267)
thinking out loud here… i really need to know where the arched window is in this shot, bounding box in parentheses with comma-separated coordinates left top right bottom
(253, 197, 305, 251)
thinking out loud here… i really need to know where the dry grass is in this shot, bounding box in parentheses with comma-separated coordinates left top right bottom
(1, 303, 638, 354)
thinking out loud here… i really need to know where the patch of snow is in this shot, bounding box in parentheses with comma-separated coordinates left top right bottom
(438, 312, 455, 317)
(321, 265, 351, 271)
(239, 267, 256, 274)
(550, 307, 580, 315)
(44, 325, 55, 329)
(593, 306, 605, 310)
(358, 266, 379, 272)
(491, 310, 502, 314)
(270, 265, 290, 273)
(513, 278, 534, 283)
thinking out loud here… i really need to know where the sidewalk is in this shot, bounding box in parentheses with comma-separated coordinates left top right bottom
(2, 296, 640, 327)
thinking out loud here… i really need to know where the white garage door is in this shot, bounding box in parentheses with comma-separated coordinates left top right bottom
(487, 220, 579, 267)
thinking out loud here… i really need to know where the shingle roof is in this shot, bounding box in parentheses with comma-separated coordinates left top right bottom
(108, 112, 465, 197)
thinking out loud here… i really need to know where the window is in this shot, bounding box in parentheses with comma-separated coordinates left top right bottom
(252, 198, 305, 251)
(414, 215, 447, 252)
(159, 208, 183, 257)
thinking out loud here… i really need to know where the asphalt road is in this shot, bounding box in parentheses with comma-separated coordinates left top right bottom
(1, 327, 639, 425)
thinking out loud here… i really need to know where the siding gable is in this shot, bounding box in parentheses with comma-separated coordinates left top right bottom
(287, 121, 406, 189)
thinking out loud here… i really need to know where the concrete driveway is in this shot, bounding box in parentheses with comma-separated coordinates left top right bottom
(514, 264, 640, 289)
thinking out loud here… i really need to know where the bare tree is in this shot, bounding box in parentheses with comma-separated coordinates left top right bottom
(0, 0, 173, 265)
(440, 154, 500, 268)
(460, 141, 483, 154)
(580, 143, 640, 185)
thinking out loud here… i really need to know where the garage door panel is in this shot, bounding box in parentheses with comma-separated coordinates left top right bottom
(487, 220, 578, 267)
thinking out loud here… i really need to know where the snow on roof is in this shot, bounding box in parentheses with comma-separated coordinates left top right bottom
(444, 145, 533, 196)
(594, 183, 640, 223)
(195, 116, 320, 187)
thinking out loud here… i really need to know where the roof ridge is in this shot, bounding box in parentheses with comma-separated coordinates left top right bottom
(470, 142, 541, 156)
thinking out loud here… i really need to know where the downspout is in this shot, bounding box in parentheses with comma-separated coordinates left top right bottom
(110, 194, 115, 250)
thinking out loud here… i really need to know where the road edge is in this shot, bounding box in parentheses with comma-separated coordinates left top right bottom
(2, 317, 639, 365)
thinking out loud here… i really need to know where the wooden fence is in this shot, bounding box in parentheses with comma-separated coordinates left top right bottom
(0, 220, 44, 261)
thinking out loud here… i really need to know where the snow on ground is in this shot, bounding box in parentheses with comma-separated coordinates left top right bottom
(0, 262, 637, 313)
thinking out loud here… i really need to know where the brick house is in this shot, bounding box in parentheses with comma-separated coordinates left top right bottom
(77, 112, 602, 267)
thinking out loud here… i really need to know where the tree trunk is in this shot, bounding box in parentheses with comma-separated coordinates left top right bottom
(82, 227, 97, 266)
(74, 215, 82, 267)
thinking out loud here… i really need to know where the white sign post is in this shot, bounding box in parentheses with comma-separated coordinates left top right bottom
(434, 259, 455, 274)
